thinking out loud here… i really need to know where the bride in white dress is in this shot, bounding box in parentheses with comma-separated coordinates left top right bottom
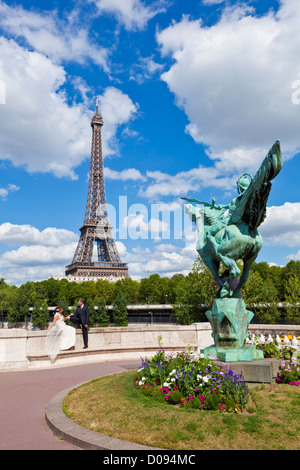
(46, 306, 76, 361)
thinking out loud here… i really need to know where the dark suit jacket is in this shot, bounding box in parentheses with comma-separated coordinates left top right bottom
(74, 304, 90, 326)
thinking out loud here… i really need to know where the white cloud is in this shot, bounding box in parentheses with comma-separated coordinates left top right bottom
(104, 167, 146, 181)
(122, 240, 196, 278)
(0, 223, 77, 247)
(123, 213, 169, 238)
(260, 202, 300, 247)
(157, 1, 300, 176)
(287, 250, 300, 262)
(99, 87, 138, 157)
(3, 265, 67, 286)
(140, 166, 236, 200)
(0, 184, 19, 200)
(0, 37, 91, 179)
(0, 222, 78, 285)
(0, 1, 109, 70)
(0, 38, 137, 178)
(202, 0, 224, 5)
(0, 243, 77, 268)
(92, 0, 168, 31)
(129, 55, 164, 83)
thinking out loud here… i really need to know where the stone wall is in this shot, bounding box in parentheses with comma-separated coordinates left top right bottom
(0, 323, 213, 370)
(0, 322, 298, 371)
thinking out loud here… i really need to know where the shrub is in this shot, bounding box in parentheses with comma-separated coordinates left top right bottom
(167, 389, 183, 405)
(204, 390, 221, 411)
(184, 396, 203, 410)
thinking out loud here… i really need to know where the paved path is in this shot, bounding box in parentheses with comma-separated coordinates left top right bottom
(0, 360, 140, 450)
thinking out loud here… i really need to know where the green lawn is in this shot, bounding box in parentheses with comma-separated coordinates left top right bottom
(63, 370, 300, 450)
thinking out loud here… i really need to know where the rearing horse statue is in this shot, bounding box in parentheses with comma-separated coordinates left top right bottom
(182, 140, 283, 299)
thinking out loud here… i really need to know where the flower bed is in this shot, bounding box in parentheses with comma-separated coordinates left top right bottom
(276, 357, 300, 386)
(133, 348, 249, 413)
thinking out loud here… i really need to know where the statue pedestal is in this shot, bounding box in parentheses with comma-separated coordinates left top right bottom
(202, 344, 264, 362)
(201, 298, 264, 362)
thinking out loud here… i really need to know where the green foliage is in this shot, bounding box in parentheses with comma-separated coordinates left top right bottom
(112, 292, 128, 326)
(86, 298, 96, 327)
(113, 277, 139, 304)
(6, 284, 30, 326)
(56, 296, 69, 315)
(138, 273, 170, 304)
(242, 270, 281, 323)
(284, 275, 300, 324)
(0, 258, 299, 326)
(31, 298, 49, 329)
(173, 256, 214, 324)
(204, 391, 221, 411)
(95, 296, 110, 327)
(168, 389, 183, 405)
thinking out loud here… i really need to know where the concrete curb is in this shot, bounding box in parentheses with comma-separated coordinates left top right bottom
(45, 381, 162, 451)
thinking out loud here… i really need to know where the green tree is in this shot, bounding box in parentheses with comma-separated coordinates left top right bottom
(138, 273, 170, 304)
(56, 295, 69, 314)
(6, 287, 22, 326)
(32, 298, 49, 329)
(86, 298, 96, 327)
(284, 275, 300, 324)
(242, 271, 280, 323)
(0, 281, 17, 325)
(39, 278, 61, 305)
(95, 296, 110, 327)
(242, 270, 264, 303)
(173, 257, 214, 325)
(113, 278, 139, 304)
(6, 282, 34, 326)
(112, 292, 128, 326)
(95, 279, 115, 304)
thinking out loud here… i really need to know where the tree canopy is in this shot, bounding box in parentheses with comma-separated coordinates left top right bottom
(0, 259, 299, 326)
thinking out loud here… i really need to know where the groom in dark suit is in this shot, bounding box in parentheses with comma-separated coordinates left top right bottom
(68, 298, 90, 349)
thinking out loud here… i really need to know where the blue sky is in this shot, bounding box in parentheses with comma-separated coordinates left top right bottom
(0, 0, 299, 285)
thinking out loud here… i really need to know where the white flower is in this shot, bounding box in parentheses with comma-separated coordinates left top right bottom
(163, 382, 170, 387)
(199, 353, 204, 359)
(203, 376, 209, 383)
(171, 378, 176, 382)
(197, 374, 202, 381)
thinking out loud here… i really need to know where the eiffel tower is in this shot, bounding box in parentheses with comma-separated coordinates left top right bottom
(65, 99, 128, 282)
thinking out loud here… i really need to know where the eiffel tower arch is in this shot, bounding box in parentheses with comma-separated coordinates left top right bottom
(64, 100, 129, 282)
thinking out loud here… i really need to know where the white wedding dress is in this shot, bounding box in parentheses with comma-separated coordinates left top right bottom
(46, 313, 76, 361)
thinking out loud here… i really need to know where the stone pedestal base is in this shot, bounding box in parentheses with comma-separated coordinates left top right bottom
(202, 298, 264, 362)
(201, 343, 264, 362)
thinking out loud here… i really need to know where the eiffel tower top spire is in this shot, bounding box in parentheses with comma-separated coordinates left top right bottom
(91, 96, 103, 127)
